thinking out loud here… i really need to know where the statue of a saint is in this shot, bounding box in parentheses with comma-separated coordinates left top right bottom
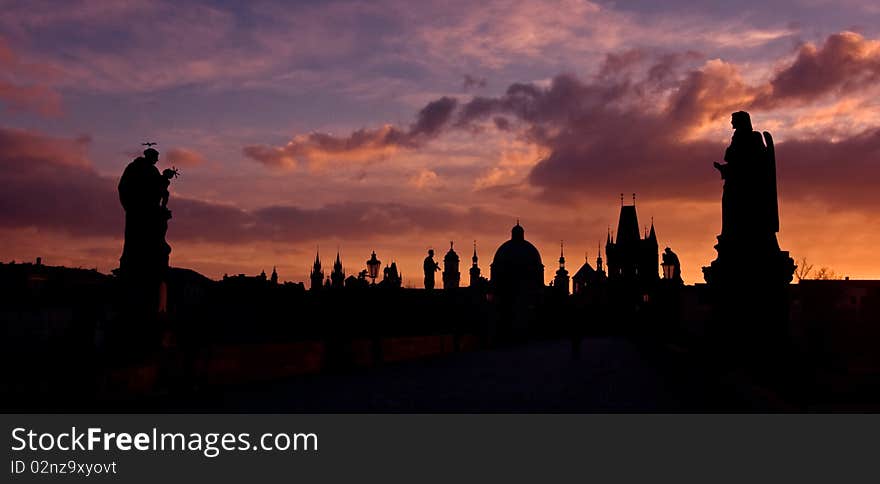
(423, 249, 440, 290)
(713, 111, 779, 250)
(704, 111, 793, 286)
(118, 146, 177, 288)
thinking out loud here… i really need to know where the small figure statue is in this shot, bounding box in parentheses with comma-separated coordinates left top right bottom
(423, 249, 440, 290)
(160, 166, 180, 208)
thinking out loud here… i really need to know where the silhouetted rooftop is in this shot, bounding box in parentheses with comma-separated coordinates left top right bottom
(616, 205, 641, 246)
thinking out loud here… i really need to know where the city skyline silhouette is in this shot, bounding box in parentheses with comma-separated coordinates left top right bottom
(3, 1, 880, 413)
(3, 3, 880, 285)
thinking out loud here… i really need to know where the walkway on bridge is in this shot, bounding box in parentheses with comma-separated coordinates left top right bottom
(178, 337, 738, 412)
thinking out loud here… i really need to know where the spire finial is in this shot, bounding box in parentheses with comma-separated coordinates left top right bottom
(632, 192, 636, 205)
(620, 193, 624, 205)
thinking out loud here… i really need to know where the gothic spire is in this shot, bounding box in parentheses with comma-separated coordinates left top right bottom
(558, 240, 565, 267)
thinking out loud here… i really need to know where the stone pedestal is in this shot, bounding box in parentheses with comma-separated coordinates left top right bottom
(702, 236, 796, 372)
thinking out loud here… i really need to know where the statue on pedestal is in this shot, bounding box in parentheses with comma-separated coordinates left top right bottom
(703, 111, 794, 287)
(118, 144, 178, 315)
(703, 112, 796, 370)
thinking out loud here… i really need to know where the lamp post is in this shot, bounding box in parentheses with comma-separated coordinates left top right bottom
(662, 261, 675, 281)
(366, 251, 381, 285)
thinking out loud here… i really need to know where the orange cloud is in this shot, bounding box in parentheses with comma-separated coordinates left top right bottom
(755, 31, 880, 108)
(243, 97, 457, 169)
(165, 148, 207, 167)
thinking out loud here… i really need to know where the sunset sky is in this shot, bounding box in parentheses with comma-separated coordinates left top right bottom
(2, 0, 880, 286)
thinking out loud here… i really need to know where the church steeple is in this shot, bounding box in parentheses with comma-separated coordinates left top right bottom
(469, 240, 482, 287)
(443, 241, 460, 290)
(270, 266, 278, 285)
(310, 248, 324, 291)
(330, 250, 345, 289)
(553, 240, 570, 296)
(558, 240, 566, 268)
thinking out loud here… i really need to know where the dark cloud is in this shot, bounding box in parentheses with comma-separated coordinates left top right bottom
(405, 32, 880, 208)
(243, 97, 458, 168)
(239, 31, 878, 212)
(775, 127, 880, 210)
(597, 49, 647, 79)
(462, 74, 487, 90)
(0, 127, 510, 245)
(0, 128, 117, 236)
(165, 199, 513, 245)
(755, 31, 880, 108)
(410, 96, 458, 137)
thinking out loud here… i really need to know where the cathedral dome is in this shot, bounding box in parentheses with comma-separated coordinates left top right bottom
(491, 222, 543, 286)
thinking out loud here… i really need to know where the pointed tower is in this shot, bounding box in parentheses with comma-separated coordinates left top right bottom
(310, 249, 324, 291)
(443, 241, 460, 290)
(606, 194, 660, 289)
(270, 266, 278, 285)
(553, 241, 570, 296)
(330, 251, 345, 289)
(607, 194, 641, 282)
(642, 217, 659, 283)
(469, 240, 482, 287)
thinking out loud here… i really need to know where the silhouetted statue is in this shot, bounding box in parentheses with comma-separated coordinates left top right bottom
(713, 111, 779, 249)
(423, 249, 440, 290)
(118, 146, 178, 310)
(705, 111, 793, 285)
(703, 112, 795, 372)
(662, 247, 682, 284)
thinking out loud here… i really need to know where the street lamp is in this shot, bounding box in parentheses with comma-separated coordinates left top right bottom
(366, 251, 381, 285)
(662, 261, 675, 281)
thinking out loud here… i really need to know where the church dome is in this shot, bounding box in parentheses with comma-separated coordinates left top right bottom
(491, 222, 543, 286)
